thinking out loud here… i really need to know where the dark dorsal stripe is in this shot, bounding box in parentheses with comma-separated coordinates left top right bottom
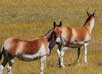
(45, 29, 56, 53)
(84, 15, 92, 26)
(44, 29, 52, 37)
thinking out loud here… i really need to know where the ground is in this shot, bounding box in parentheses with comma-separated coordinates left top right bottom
(0, 0, 102, 74)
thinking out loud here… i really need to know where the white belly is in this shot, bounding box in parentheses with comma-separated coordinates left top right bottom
(17, 54, 41, 61)
(16, 43, 49, 61)
(68, 43, 83, 48)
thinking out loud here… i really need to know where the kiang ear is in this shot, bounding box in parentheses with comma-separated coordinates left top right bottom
(87, 11, 90, 16)
(53, 21, 56, 28)
(59, 21, 62, 27)
(93, 10, 96, 17)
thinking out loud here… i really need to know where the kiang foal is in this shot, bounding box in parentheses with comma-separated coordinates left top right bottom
(0, 22, 62, 74)
(56, 11, 96, 68)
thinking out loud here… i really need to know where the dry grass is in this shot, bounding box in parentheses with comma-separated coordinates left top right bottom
(0, 0, 102, 74)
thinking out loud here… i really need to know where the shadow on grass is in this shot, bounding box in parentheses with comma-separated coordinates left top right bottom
(46, 59, 79, 68)
(96, 62, 102, 66)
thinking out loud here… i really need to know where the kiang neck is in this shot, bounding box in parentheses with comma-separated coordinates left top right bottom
(45, 31, 56, 53)
(84, 18, 95, 33)
(48, 35, 56, 53)
(45, 29, 52, 40)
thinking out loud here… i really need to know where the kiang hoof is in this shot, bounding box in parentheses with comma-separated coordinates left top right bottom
(59, 64, 65, 68)
(85, 62, 88, 64)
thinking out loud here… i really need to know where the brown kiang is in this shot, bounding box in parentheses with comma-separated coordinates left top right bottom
(0, 21, 62, 74)
(56, 11, 96, 68)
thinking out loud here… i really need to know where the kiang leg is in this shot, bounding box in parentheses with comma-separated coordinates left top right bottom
(7, 59, 15, 74)
(0, 50, 11, 74)
(77, 47, 81, 64)
(57, 44, 62, 67)
(60, 48, 66, 68)
(40, 56, 46, 74)
(57, 44, 65, 68)
(84, 43, 88, 64)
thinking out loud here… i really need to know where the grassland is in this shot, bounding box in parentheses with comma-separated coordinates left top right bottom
(0, 0, 102, 74)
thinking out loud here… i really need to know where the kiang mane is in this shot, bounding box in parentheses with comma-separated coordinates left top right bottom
(84, 15, 92, 26)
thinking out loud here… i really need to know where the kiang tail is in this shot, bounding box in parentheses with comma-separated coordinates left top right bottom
(0, 44, 4, 60)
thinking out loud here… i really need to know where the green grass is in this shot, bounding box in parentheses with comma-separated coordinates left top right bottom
(0, 0, 102, 74)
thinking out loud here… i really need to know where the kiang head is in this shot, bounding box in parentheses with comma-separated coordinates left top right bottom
(53, 21, 62, 44)
(86, 10, 96, 19)
(45, 21, 62, 52)
(84, 10, 96, 26)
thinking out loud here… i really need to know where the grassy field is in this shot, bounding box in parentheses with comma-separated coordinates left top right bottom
(0, 0, 102, 74)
